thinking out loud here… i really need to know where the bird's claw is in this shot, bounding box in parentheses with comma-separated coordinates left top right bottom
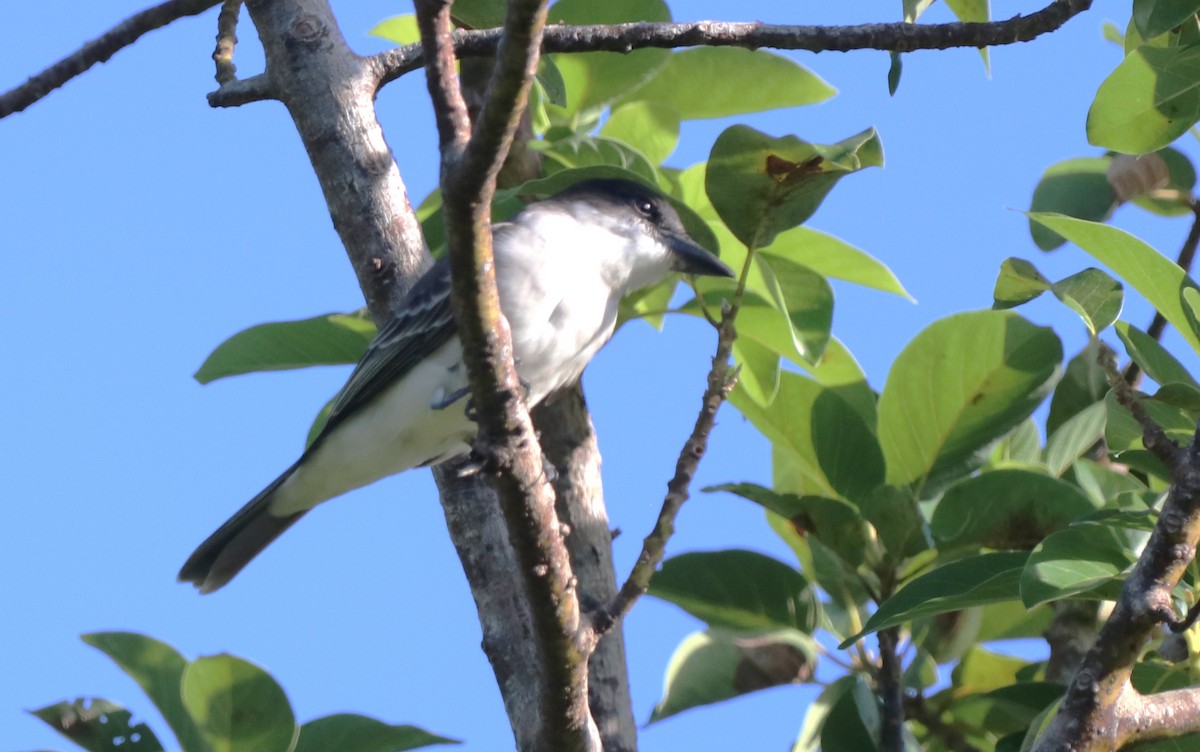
(431, 386, 471, 411)
(456, 450, 487, 478)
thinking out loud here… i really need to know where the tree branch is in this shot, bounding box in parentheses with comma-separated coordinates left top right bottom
(415, 0, 596, 748)
(367, 0, 1091, 87)
(594, 298, 739, 634)
(533, 389, 637, 752)
(1032, 351, 1200, 750)
(241, 0, 429, 321)
(212, 0, 242, 85)
(0, 0, 221, 119)
(1117, 685, 1200, 746)
(209, 1, 1094, 108)
(878, 627, 905, 751)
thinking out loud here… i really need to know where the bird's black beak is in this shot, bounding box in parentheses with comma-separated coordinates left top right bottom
(665, 231, 735, 278)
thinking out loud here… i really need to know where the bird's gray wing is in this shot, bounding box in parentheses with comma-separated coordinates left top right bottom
(309, 258, 457, 450)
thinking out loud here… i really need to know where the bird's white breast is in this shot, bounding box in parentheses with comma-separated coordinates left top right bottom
(495, 210, 631, 404)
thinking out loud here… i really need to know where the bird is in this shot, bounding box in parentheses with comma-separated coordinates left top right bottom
(178, 178, 735, 593)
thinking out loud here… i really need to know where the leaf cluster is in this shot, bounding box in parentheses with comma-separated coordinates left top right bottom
(30, 632, 455, 752)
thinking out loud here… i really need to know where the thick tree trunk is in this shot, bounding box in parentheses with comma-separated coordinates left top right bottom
(240, 4, 633, 748)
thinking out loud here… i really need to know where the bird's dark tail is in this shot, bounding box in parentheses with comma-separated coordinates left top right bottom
(178, 464, 306, 594)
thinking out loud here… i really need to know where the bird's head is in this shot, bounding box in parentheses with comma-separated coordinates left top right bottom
(545, 179, 735, 292)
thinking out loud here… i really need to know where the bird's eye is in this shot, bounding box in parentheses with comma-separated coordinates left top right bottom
(633, 197, 657, 218)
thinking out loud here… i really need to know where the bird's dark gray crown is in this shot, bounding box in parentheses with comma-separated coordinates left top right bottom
(552, 178, 689, 237)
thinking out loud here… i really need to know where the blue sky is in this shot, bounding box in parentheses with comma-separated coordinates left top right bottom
(3, 1, 1196, 750)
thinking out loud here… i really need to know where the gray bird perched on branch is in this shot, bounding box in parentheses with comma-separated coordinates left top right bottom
(179, 178, 734, 593)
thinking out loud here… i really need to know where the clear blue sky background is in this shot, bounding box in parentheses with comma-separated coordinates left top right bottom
(3, 1, 1196, 750)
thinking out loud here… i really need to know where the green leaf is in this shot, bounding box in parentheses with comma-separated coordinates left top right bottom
(931, 469, 1097, 551)
(888, 52, 903, 96)
(650, 549, 819, 632)
(760, 226, 911, 299)
(904, 0, 936, 22)
(446, 0, 506, 29)
(952, 645, 1029, 695)
(706, 125, 884, 249)
(707, 483, 871, 567)
(621, 47, 835, 120)
(1116, 321, 1200, 388)
(1088, 45, 1200, 153)
(993, 257, 1052, 308)
(617, 275, 675, 330)
(945, 0, 991, 71)
(536, 57, 567, 108)
(1046, 340, 1109, 437)
(841, 552, 1028, 646)
(181, 654, 298, 752)
(732, 336, 782, 406)
(795, 337, 879, 426)
(730, 371, 886, 502)
(1044, 401, 1109, 477)
(1027, 158, 1114, 251)
(859, 484, 931, 561)
(1104, 20, 1126, 46)
(1124, 9, 1200, 52)
(864, 484, 936, 561)
(993, 259, 1124, 335)
(195, 312, 376, 384)
(1156, 381, 1200, 410)
(1051, 268, 1125, 335)
(599, 100, 681, 165)
(81, 632, 207, 752)
(547, 0, 670, 113)
(30, 699, 164, 752)
(295, 715, 458, 752)
(1029, 213, 1200, 355)
(974, 600, 1055, 642)
(368, 15, 420, 45)
(650, 629, 816, 722)
(794, 677, 858, 752)
(951, 682, 1065, 737)
(819, 676, 881, 752)
(686, 243, 833, 367)
(945, 0, 990, 24)
(1071, 457, 1149, 507)
(990, 419, 1044, 466)
(1020, 522, 1136, 607)
(537, 134, 662, 187)
(1133, 0, 1200, 40)
(877, 310, 1063, 489)
(756, 254, 834, 364)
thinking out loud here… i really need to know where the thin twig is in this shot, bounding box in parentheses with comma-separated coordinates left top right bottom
(0, 0, 221, 118)
(1033, 354, 1200, 750)
(594, 274, 747, 634)
(416, 0, 596, 747)
(212, 0, 242, 85)
(877, 568, 905, 752)
(210, 1, 1094, 108)
(1124, 198, 1200, 385)
(366, 0, 1092, 89)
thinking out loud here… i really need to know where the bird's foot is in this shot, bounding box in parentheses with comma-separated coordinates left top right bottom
(431, 386, 471, 411)
(456, 450, 487, 478)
